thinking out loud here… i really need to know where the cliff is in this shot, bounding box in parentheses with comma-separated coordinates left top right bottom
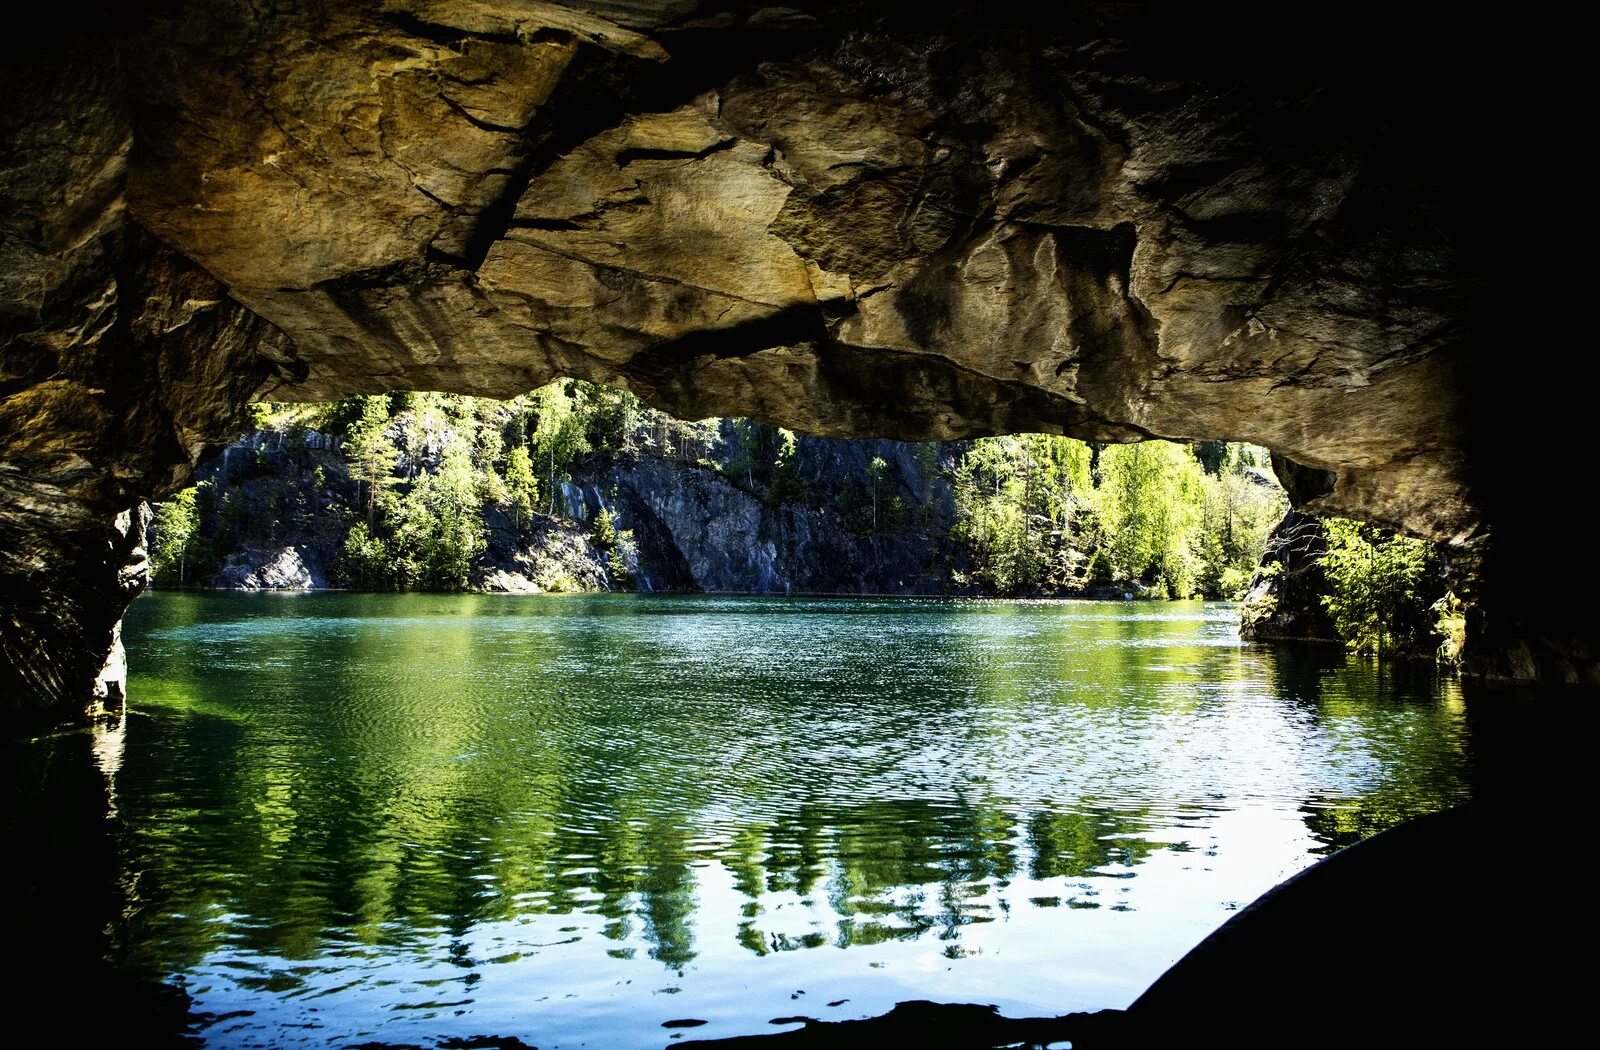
(154, 409, 1084, 598)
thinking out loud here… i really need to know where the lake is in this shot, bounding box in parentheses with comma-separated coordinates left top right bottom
(114, 593, 1470, 1047)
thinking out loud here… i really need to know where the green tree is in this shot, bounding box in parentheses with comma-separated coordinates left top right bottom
(768, 428, 804, 505)
(150, 484, 205, 587)
(950, 439, 1047, 593)
(866, 456, 891, 531)
(591, 506, 638, 588)
(339, 522, 393, 589)
(505, 444, 539, 527)
(530, 381, 591, 514)
(1095, 441, 1205, 597)
(475, 421, 509, 505)
(724, 419, 766, 490)
(581, 382, 645, 454)
(1319, 518, 1434, 657)
(392, 435, 487, 589)
(1193, 469, 1286, 598)
(344, 395, 398, 527)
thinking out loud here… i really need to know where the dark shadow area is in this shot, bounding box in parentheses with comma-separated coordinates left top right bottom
(2, 719, 194, 1046)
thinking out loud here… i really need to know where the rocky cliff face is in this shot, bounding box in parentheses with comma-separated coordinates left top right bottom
(574, 434, 961, 594)
(1239, 513, 1340, 645)
(165, 418, 971, 598)
(0, 2, 1579, 719)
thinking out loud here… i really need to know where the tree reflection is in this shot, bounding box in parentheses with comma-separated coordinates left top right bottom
(1259, 644, 1470, 852)
(114, 592, 1473, 994)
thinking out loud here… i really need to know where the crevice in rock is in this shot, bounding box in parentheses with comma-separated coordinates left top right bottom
(507, 193, 650, 232)
(381, 12, 537, 50)
(628, 304, 835, 371)
(438, 94, 526, 136)
(454, 24, 832, 272)
(615, 137, 737, 166)
(1270, 453, 1338, 504)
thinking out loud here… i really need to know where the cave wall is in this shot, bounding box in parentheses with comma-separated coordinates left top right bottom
(0, 2, 1579, 719)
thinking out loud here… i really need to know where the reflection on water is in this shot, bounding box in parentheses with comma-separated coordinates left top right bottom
(116, 594, 1470, 1047)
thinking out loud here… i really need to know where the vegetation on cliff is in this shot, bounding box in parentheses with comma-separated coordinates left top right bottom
(1319, 519, 1457, 660)
(148, 380, 1289, 600)
(1240, 513, 1458, 662)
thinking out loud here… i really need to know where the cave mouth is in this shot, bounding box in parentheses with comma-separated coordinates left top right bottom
(9, 0, 1581, 727)
(1, 2, 1591, 1044)
(31, 381, 1479, 1047)
(12, 382, 1483, 1048)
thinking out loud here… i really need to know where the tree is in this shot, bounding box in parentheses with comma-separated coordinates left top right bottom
(475, 421, 509, 505)
(1319, 518, 1434, 657)
(150, 484, 204, 587)
(768, 428, 804, 505)
(866, 456, 891, 530)
(592, 506, 638, 587)
(339, 522, 393, 589)
(1024, 434, 1092, 527)
(505, 445, 539, 526)
(344, 395, 398, 526)
(530, 380, 590, 514)
(950, 438, 1047, 593)
(1193, 469, 1285, 598)
(1094, 441, 1206, 598)
(391, 434, 487, 589)
(724, 419, 766, 490)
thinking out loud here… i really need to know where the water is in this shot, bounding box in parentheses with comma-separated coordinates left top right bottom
(115, 593, 1470, 1047)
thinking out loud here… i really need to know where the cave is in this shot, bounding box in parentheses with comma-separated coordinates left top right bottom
(1, 2, 1590, 1046)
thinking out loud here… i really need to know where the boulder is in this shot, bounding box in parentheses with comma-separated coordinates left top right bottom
(210, 547, 325, 591)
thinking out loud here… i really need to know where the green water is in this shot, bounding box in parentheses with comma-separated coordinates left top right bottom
(116, 593, 1470, 1047)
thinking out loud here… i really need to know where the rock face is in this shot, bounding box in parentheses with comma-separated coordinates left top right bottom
(211, 547, 326, 591)
(1239, 513, 1340, 645)
(0, 2, 1583, 718)
(581, 436, 961, 594)
(163, 416, 974, 598)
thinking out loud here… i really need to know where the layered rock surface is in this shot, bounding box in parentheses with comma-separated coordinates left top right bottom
(0, 2, 1579, 718)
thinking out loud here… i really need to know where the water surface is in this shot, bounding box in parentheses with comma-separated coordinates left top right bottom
(117, 594, 1470, 1047)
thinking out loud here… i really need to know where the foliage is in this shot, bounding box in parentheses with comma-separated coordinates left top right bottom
(592, 506, 638, 587)
(388, 435, 487, 590)
(150, 483, 210, 587)
(338, 522, 392, 590)
(949, 436, 1059, 593)
(767, 428, 804, 505)
(531, 380, 591, 512)
(1433, 594, 1467, 666)
(344, 395, 398, 526)
(1319, 518, 1437, 658)
(505, 445, 539, 527)
(1194, 472, 1285, 598)
(865, 456, 893, 531)
(947, 434, 1283, 598)
(1096, 441, 1206, 597)
(152, 376, 1296, 603)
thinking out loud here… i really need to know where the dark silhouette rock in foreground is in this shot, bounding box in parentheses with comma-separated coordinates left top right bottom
(682, 1000, 1126, 1048)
